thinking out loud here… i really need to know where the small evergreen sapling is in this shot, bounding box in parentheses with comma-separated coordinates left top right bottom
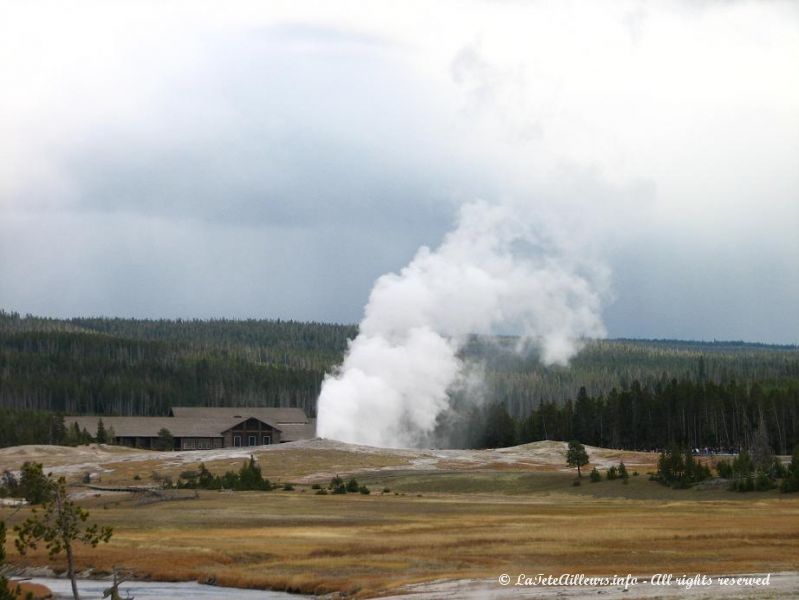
(618, 462, 629, 481)
(14, 477, 113, 600)
(95, 419, 107, 444)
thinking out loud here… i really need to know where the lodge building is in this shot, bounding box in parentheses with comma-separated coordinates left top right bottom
(66, 407, 316, 451)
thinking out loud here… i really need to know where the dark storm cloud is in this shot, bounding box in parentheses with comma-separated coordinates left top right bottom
(0, 17, 476, 322)
(60, 23, 461, 231)
(0, 1, 797, 342)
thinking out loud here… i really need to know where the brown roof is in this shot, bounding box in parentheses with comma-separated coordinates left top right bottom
(66, 416, 281, 438)
(277, 420, 317, 442)
(169, 406, 309, 424)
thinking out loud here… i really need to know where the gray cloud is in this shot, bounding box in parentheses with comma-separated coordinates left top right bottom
(0, 1, 797, 343)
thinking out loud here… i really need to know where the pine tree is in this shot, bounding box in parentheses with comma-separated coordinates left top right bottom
(19, 462, 53, 505)
(95, 419, 107, 444)
(155, 428, 174, 451)
(566, 440, 589, 478)
(14, 477, 113, 600)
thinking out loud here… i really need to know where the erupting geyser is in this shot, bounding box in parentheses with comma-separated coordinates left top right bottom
(317, 201, 607, 448)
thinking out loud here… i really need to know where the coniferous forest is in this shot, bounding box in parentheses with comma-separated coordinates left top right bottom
(1, 309, 797, 451)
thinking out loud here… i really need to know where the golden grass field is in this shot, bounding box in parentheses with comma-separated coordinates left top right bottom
(2, 441, 799, 598)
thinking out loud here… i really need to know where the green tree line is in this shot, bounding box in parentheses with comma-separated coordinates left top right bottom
(1, 310, 798, 451)
(468, 378, 799, 454)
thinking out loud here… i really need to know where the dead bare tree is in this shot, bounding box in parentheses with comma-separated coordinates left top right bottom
(103, 567, 134, 600)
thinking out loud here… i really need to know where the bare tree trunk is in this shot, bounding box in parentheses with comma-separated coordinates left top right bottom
(55, 485, 80, 600)
(67, 543, 80, 600)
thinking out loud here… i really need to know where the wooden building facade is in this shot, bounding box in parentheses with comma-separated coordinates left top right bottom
(66, 414, 287, 450)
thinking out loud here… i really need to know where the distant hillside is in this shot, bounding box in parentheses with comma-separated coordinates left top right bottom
(1, 310, 797, 420)
(479, 336, 799, 418)
(0, 310, 355, 418)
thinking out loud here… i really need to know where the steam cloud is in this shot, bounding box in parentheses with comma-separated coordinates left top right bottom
(316, 201, 607, 448)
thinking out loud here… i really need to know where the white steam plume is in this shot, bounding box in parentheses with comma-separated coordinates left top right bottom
(317, 201, 607, 448)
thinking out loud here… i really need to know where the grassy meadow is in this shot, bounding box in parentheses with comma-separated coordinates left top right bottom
(2, 442, 799, 597)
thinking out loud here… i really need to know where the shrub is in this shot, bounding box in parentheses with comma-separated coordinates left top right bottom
(346, 478, 360, 493)
(282, 483, 294, 491)
(331, 484, 347, 495)
(0, 471, 19, 498)
(197, 463, 219, 489)
(359, 485, 370, 495)
(606, 466, 618, 481)
(382, 488, 391, 494)
(716, 459, 733, 479)
(154, 428, 174, 451)
(732, 451, 754, 479)
(733, 476, 755, 492)
(619, 462, 629, 481)
(64, 422, 93, 446)
(311, 483, 321, 490)
(728, 450, 776, 493)
(133, 474, 141, 481)
(589, 468, 601, 483)
(780, 476, 799, 493)
(315, 488, 328, 495)
(572, 479, 581, 486)
(220, 471, 238, 489)
(19, 462, 53, 505)
(754, 471, 774, 491)
(653, 445, 711, 489)
(237, 456, 271, 491)
(204, 456, 274, 491)
(329, 475, 344, 490)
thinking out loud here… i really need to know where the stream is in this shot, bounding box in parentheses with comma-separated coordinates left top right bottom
(26, 577, 309, 599)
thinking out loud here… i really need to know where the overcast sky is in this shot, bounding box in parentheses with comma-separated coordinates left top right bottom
(1, 0, 797, 343)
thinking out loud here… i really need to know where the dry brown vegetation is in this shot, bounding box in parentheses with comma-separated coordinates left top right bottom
(2, 442, 798, 598)
(4, 580, 52, 599)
